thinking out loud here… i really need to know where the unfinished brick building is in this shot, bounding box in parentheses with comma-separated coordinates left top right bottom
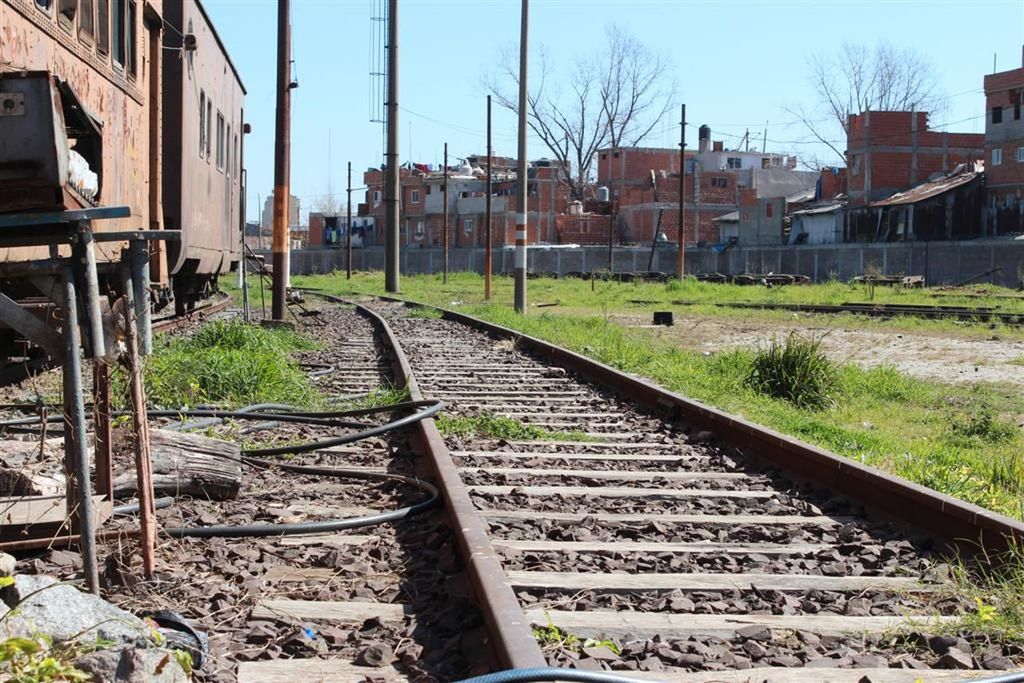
(984, 60, 1024, 235)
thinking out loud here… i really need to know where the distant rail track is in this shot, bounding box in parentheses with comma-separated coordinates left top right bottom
(668, 299, 1024, 325)
(338, 294, 1024, 679)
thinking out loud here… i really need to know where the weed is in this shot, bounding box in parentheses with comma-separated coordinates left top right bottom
(436, 414, 591, 441)
(334, 385, 410, 411)
(125, 320, 319, 409)
(406, 306, 443, 319)
(746, 334, 838, 410)
(532, 616, 619, 654)
(948, 541, 1024, 642)
(947, 403, 1018, 446)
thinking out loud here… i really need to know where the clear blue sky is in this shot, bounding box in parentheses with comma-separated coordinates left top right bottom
(199, 0, 1024, 223)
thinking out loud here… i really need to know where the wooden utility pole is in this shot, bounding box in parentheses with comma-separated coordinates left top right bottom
(384, 0, 400, 292)
(271, 0, 291, 320)
(443, 143, 449, 284)
(485, 95, 493, 300)
(677, 104, 686, 281)
(346, 161, 353, 280)
(514, 0, 528, 313)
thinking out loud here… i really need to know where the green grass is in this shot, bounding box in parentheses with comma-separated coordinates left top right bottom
(127, 320, 319, 409)
(297, 272, 1024, 521)
(296, 271, 1024, 340)
(746, 334, 838, 410)
(949, 542, 1024, 643)
(332, 384, 410, 410)
(436, 414, 593, 442)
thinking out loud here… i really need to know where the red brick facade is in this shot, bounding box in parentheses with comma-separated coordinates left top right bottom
(846, 111, 985, 208)
(983, 65, 1024, 234)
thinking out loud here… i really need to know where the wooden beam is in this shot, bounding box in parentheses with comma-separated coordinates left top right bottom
(506, 570, 929, 592)
(0, 292, 61, 357)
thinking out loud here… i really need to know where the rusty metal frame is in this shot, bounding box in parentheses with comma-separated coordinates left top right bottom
(321, 293, 546, 670)
(377, 295, 1024, 556)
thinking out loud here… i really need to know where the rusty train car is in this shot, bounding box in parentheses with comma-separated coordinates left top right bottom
(0, 0, 244, 315)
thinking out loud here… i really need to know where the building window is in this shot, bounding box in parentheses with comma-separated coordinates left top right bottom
(766, 202, 773, 218)
(35, 0, 53, 15)
(992, 148, 1002, 166)
(96, 0, 109, 53)
(993, 106, 1003, 124)
(415, 221, 424, 236)
(727, 157, 742, 169)
(600, 153, 607, 160)
(463, 218, 473, 233)
(411, 189, 420, 203)
(58, 0, 76, 29)
(613, 152, 620, 159)
(711, 177, 727, 188)
(373, 190, 381, 203)
(198, 91, 206, 158)
(125, 0, 136, 77)
(1016, 97, 1022, 121)
(852, 155, 861, 175)
(1017, 147, 1024, 163)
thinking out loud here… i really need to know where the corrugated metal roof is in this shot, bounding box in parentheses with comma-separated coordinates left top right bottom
(791, 202, 845, 217)
(712, 211, 739, 223)
(870, 164, 983, 207)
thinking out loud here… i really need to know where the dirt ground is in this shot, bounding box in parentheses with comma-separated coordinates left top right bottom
(614, 313, 1024, 388)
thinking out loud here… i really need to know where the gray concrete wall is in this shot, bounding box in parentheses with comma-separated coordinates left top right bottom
(277, 239, 1024, 288)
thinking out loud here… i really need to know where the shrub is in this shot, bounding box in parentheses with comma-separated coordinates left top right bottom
(746, 333, 837, 409)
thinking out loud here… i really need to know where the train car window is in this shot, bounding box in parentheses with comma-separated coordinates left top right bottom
(234, 135, 239, 181)
(35, 0, 53, 15)
(206, 100, 212, 160)
(58, 0, 77, 30)
(97, 0, 109, 53)
(199, 91, 206, 158)
(79, 0, 94, 39)
(216, 113, 225, 171)
(111, 0, 124, 66)
(226, 123, 232, 175)
(126, 0, 137, 78)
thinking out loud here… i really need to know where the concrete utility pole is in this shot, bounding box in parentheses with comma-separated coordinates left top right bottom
(443, 142, 449, 284)
(384, 0, 400, 292)
(485, 95, 493, 300)
(514, 0, 529, 313)
(271, 0, 291, 320)
(347, 161, 353, 280)
(677, 103, 686, 281)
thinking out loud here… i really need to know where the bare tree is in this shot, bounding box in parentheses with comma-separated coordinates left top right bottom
(484, 24, 674, 199)
(789, 41, 946, 163)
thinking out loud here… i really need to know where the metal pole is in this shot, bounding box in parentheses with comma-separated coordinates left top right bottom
(608, 206, 614, 271)
(347, 161, 353, 280)
(514, 0, 529, 314)
(61, 267, 99, 594)
(443, 142, 449, 285)
(271, 0, 291, 320)
(485, 95, 493, 300)
(384, 0, 400, 292)
(72, 227, 104, 358)
(129, 239, 151, 355)
(241, 169, 250, 322)
(678, 103, 686, 281)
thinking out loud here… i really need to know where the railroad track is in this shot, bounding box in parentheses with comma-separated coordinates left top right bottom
(668, 300, 1024, 325)
(341, 295, 1024, 681)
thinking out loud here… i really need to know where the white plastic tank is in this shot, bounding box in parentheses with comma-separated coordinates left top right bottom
(596, 186, 610, 202)
(569, 201, 583, 216)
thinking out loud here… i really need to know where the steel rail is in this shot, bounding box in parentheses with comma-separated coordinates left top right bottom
(375, 295, 1024, 557)
(669, 299, 1024, 324)
(151, 292, 234, 334)
(316, 293, 546, 670)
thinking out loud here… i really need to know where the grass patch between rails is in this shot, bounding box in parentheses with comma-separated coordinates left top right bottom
(129, 320, 319, 409)
(436, 414, 594, 442)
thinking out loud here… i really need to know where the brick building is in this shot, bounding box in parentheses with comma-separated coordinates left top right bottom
(591, 126, 816, 246)
(360, 158, 570, 248)
(983, 60, 1024, 234)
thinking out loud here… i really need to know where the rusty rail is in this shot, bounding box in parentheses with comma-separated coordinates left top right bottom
(377, 295, 1024, 557)
(321, 294, 546, 670)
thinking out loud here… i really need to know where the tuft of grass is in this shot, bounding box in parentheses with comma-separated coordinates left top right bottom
(949, 542, 1024, 642)
(334, 384, 410, 411)
(406, 306, 444, 319)
(129, 320, 318, 409)
(946, 402, 1018, 447)
(436, 414, 592, 441)
(532, 616, 619, 655)
(746, 334, 838, 410)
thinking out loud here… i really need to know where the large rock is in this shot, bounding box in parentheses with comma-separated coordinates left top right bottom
(74, 647, 190, 682)
(0, 575, 150, 645)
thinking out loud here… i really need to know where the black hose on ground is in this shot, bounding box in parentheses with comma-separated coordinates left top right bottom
(110, 398, 445, 539)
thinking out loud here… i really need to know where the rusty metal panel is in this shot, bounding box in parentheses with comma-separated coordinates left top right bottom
(0, 0, 151, 265)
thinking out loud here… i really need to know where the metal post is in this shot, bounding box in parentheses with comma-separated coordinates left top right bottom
(241, 168, 250, 322)
(72, 226, 105, 357)
(61, 267, 99, 594)
(271, 0, 291, 320)
(678, 103, 686, 281)
(443, 142, 449, 285)
(514, 0, 529, 314)
(608, 205, 615, 271)
(128, 239, 151, 355)
(347, 161, 353, 280)
(485, 95, 493, 300)
(92, 363, 113, 502)
(384, 0, 400, 292)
